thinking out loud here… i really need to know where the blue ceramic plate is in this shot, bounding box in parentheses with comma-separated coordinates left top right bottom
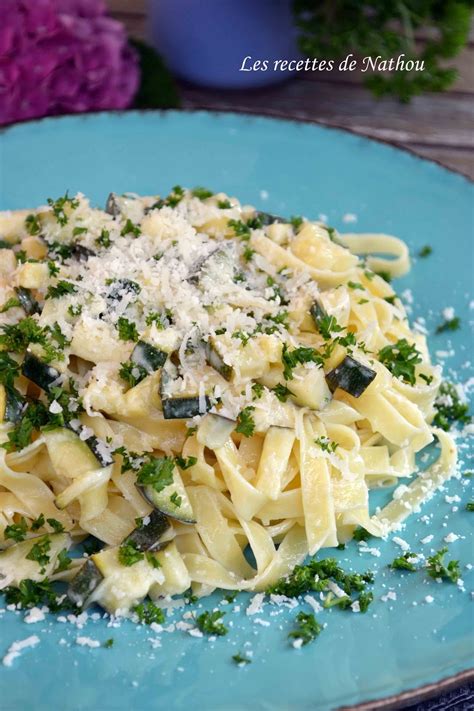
(0, 111, 472, 711)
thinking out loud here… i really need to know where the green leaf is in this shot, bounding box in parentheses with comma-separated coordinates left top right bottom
(130, 39, 180, 109)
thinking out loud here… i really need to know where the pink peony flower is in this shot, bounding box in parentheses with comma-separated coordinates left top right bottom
(0, 0, 140, 125)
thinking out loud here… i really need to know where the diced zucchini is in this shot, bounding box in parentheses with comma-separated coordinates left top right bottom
(255, 211, 284, 225)
(189, 248, 235, 287)
(124, 510, 170, 552)
(91, 547, 165, 614)
(22, 351, 60, 391)
(326, 355, 376, 398)
(131, 340, 167, 374)
(288, 366, 332, 410)
(14, 287, 40, 315)
(197, 413, 236, 448)
(204, 338, 233, 381)
(139, 466, 196, 524)
(105, 192, 121, 217)
(0, 384, 26, 424)
(310, 300, 328, 330)
(71, 243, 95, 261)
(0, 533, 71, 588)
(162, 396, 211, 420)
(67, 421, 115, 467)
(67, 558, 103, 608)
(43, 427, 108, 478)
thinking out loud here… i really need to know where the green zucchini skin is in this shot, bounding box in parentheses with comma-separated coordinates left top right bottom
(71, 244, 95, 261)
(326, 355, 376, 398)
(124, 510, 170, 552)
(14, 287, 40, 315)
(204, 339, 232, 381)
(310, 300, 329, 328)
(67, 421, 115, 468)
(21, 352, 60, 391)
(131, 341, 167, 374)
(255, 211, 285, 226)
(162, 396, 211, 420)
(105, 192, 120, 217)
(140, 484, 196, 524)
(4, 385, 27, 423)
(67, 558, 103, 608)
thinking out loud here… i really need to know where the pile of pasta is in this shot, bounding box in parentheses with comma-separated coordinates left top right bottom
(0, 188, 456, 613)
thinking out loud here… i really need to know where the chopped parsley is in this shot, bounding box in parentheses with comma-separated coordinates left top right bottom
(314, 436, 339, 454)
(419, 245, 432, 257)
(191, 187, 213, 200)
(119, 361, 147, 388)
(47, 518, 65, 533)
(68, 304, 83, 317)
(375, 270, 392, 282)
(357, 591, 374, 613)
(46, 280, 77, 299)
(426, 547, 460, 583)
(136, 456, 175, 493)
(466, 502, 474, 512)
(54, 548, 72, 573)
(390, 552, 418, 572)
(0, 297, 21, 314)
(47, 260, 60, 277)
(272, 383, 294, 402)
(195, 610, 228, 636)
(104, 639, 114, 648)
(116, 317, 139, 342)
(4, 578, 73, 612)
(133, 601, 165, 625)
(228, 219, 251, 240)
(347, 281, 364, 290)
(96, 229, 111, 248)
(433, 382, 470, 431)
(281, 343, 324, 380)
(118, 540, 144, 567)
(235, 407, 256, 437)
(232, 652, 251, 665)
(218, 199, 232, 209)
(25, 214, 41, 235)
(120, 219, 141, 237)
(267, 557, 373, 598)
(47, 192, 79, 226)
(25, 535, 51, 574)
(30, 514, 45, 532)
(4, 517, 28, 542)
(378, 338, 422, 386)
(352, 527, 372, 542)
(288, 612, 322, 646)
(242, 245, 255, 262)
(145, 311, 165, 329)
(175, 455, 197, 470)
(290, 216, 303, 230)
(436, 316, 461, 334)
(251, 382, 264, 400)
(170, 491, 182, 508)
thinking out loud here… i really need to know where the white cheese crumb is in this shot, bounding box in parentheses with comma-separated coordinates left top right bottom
(48, 400, 63, 414)
(76, 636, 101, 648)
(304, 595, 322, 613)
(2, 635, 40, 667)
(342, 213, 357, 223)
(246, 593, 265, 616)
(381, 591, 397, 602)
(444, 532, 459, 543)
(392, 536, 410, 551)
(420, 534, 434, 545)
(24, 607, 46, 624)
(424, 595, 434, 604)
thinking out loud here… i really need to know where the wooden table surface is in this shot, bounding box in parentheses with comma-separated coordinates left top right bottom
(109, 1, 474, 180)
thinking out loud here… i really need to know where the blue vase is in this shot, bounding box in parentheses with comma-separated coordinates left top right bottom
(148, 0, 300, 89)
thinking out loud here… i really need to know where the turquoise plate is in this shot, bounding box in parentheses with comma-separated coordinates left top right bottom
(0, 111, 473, 711)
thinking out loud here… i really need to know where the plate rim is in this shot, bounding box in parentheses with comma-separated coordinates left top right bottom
(0, 107, 472, 186)
(0, 107, 472, 711)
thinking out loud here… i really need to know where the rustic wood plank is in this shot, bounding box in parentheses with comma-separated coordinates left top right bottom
(408, 145, 474, 178)
(179, 79, 474, 148)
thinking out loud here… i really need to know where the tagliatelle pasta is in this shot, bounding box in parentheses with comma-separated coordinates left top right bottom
(0, 187, 457, 614)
